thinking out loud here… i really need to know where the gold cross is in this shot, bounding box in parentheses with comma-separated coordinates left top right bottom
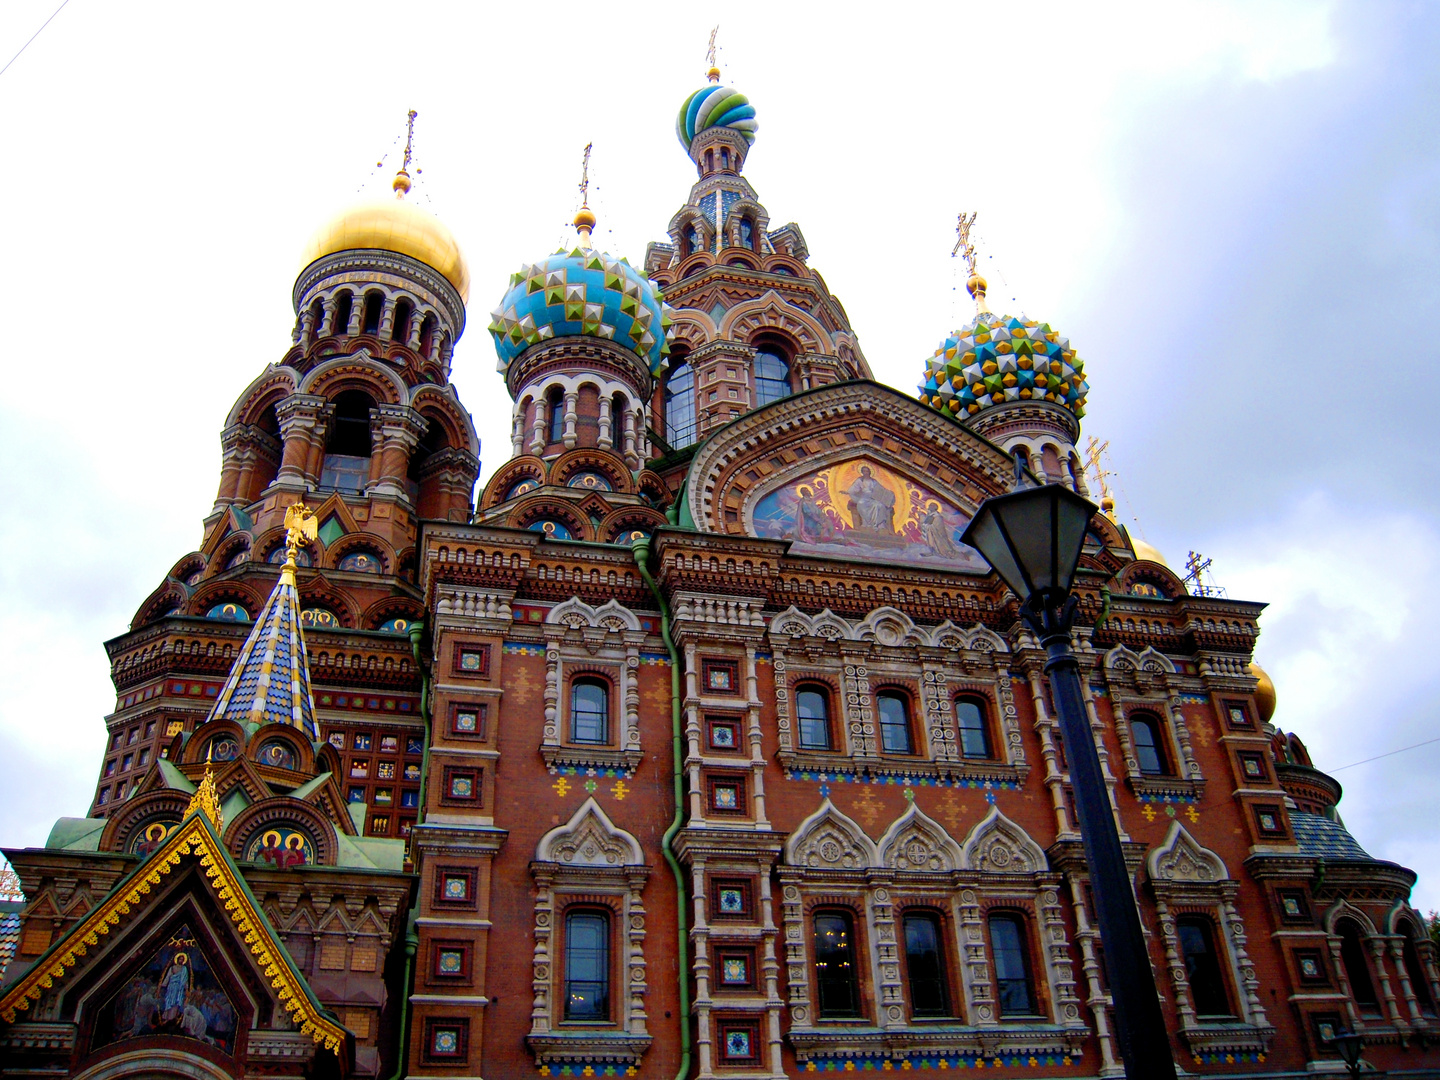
(401, 108, 417, 172)
(706, 26, 718, 71)
(1084, 436, 1113, 502)
(578, 142, 592, 209)
(952, 211, 979, 274)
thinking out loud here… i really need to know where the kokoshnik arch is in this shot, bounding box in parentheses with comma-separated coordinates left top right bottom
(0, 51, 1434, 1080)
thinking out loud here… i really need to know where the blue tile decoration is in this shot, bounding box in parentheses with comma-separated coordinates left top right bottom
(1291, 811, 1370, 860)
(800, 1048, 1082, 1071)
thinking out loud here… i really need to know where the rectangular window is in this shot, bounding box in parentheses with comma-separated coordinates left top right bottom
(570, 679, 610, 744)
(401, 789, 419, 808)
(122, 753, 133, 771)
(877, 692, 913, 754)
(138, 749, 150, 767)
(328, 732, 346, 749)
(716, 947, 756, 990)
(956, 698, 992, 759)
(451, 704, 487, 737)
(404, 762, 421, 780)
(813, 910, 861, 1017)
(564, 910, 611, 1021)
(707, 717, 742, 751)
(370, 815, 390, 834)
(903, 912, 950, 1017)
(711, 879, 753, 920)
(435, 868, 476, 907)
(348, 787, 366, 803)
(406, 736, 424, 754)
(454, 644, 491, 677)
(988, 913, 1037, 1016)
(374, 788, 393, 804)
(110, 733, 122, 750)
(716, 1019, 760, 1064)
(795, 687, 832, 751)
(144, 721, 156, 738)
(105, 759, 116, 777)
(128, 728, 139, 744)
(1177, 916, 1233, 1017)
(350, 760, 370, 779)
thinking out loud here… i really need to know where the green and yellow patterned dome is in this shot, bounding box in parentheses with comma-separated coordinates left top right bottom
(917, 313, 1089, 420)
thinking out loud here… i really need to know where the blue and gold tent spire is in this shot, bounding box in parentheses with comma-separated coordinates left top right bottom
(204, 504, 321, 738)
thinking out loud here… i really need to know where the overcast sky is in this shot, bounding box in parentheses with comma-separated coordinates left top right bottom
(1, 1, 1436, 909)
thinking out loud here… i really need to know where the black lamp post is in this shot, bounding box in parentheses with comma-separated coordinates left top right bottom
(1328, 1029, 1365, 1078)
(961, 482, 1178, 1080)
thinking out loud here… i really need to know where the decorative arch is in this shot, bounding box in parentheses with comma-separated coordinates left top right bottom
(246, 723, 314, 773)
(550, 449, 633, 494)
(852, 607, 927, 649)
(225, 797, 339, 868)
(666, 310, 719, 351)
(133, 583, 187, 627)
(99, 790, 191, 855)
(535, 797, 644, 866)
(597, 506, 667, 545)
(299, 352, 407, 406)
(784, 799, 878, 870)
(187, 581, 263, 620)
(482, 456, 547, 509)
(1148, 822, 1229, 883)
(959, 807, 1048, 874)
(411, 384, 480, 455)
(761, 253, 809, 278)
(361, 596, 423, 633)
(1115, 560, 1187, 600)
(223, 366, 301, 429)
(546, 597, 642, 633)
(507, 495, 592, 542)
(1324, 899, 1380, 937)
(719, 290, 830, 353)
(296, 577, 358, 629)
(326, 534, 393, 576)
(876, 802, 963, 872)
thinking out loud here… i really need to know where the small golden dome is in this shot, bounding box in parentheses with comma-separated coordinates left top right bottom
(392, 168, 412, 195)
(574, 206, 597, 231)
(1131, 537, 1168, 568)
(1250, 661, 1276, 724)
(299, 194, 470, 302)
(967, 272, 988, 296)
(707, 65, 722, 82)
(1100, 494, 1116, 515)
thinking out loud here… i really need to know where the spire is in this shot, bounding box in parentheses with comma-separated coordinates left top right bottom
(202, 502, 320, 739)
(953, 211, 990, 315)
(573, 141, 596, 245)
(393, 108, 418, 197)
(185, 749, 224, 829)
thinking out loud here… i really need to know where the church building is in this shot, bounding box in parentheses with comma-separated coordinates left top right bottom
(1, 60, 1435, 1080)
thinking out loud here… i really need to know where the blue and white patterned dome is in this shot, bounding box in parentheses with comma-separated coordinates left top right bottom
(676, 82, 758, 152)
(488, 247, 673, 376)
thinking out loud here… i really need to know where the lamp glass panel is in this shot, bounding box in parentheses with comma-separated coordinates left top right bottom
(963, 510, 1030, 598)
(994, 492, 1059, 592)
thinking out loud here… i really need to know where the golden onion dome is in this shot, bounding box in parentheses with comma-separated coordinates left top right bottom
(1131, 537, 1169, 568)
(1249, 661, 1276, 724)
(299, 192, 470, 302)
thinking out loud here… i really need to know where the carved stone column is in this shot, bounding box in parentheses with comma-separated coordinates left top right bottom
(274, 394, 332, 490)
(562, 389, 579, 449)
(366, 405, 427, 501)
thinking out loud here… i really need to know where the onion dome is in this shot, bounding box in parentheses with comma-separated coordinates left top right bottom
(1249, 661, 1277, 724)
(918, 312, 1088, 420)
(299, 172, 470, 302)
(488, 214, 673, 376)
(676, 80, 758, 151)
(1131, 537, 1169, 568)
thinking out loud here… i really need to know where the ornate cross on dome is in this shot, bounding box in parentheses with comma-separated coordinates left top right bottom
(706, 26, 720, 81)
(1084, 436, 1114, 511)
(952, 211, 979, 275)
(578, 141, 592, 209)
(393, 108, 419, 197)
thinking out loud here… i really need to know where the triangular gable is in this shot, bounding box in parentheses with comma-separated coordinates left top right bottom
(202, 562, 318, 738)
(0, 811, 349, 1059)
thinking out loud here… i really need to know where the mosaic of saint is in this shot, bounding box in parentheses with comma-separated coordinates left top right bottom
(91, 923, 237, 1053)
(245, 826, 314, 868)
(751, 459, 988, 571)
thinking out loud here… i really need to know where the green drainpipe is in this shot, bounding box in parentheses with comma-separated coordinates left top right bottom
(632, 537, 692, 1080)
(384, 621, 433, 1080)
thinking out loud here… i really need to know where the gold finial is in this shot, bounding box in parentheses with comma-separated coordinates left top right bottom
(393, 108, 418, 197)
(281, 502, 318, 584)
(186, 746, 224, 829)
(1084, 436, 1115, 517)
(706, 26, 720, 81)
(952, 211, 989, 314)
(573, 142, 596, 244)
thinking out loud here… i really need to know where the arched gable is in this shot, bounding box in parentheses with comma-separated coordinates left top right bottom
(876, 802, 963, 872)
(1148, 822, 1229, 883)
(719, 289, 830, 353)
(299, 352, 408, 406)
(535, 797, 644, 866)
(224, 366, 300, 428)
(784, 799, 878, 870)
(959, 807, 1048, 874)
(546, 597, 642, 632)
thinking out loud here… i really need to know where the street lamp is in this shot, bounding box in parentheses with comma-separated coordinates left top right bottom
(1328, 1029, 1365, 1078)
(961, 482, 1178, 1080)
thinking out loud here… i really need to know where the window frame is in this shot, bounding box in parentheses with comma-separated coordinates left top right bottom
(954, 694, 994, 760)
(875, 690, 916, 756)
(753, 349, 792, 407)
(547, 388, 566, 445)
(795, 684, 833, 752)
(1176, 914, 1235, 1018)
(561, 907, 613, 1024)
(811, 907, 863, 1019)
(568, 676, 612, 746)
(987, 911, 1040, 1018)
(1129, 712, 1171, 776)
(664, 360, 697, 449)
(1336, 918, 1380, 1013)
(900, 908, 952, 1019)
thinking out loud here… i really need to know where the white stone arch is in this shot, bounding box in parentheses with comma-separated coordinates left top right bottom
(545, 597, 642, 633)
(853, 606, 925, 649)
(535, 797, 644, 867)
(719, 289, 832, 353)
(1136, 646, 1176, 674)
(809, 609, 854, 642)
(876, 801, 963, 872)
(767, 605, 815, 640)
(299, 351, 410, 406)
(928, 620, 968, 651)
(966, 625, 1010, 654)
(783, 799, 878, 870)
(959, 806, 1048, 874)
(1104, 644, 1144, 671)
(1325, 898, 1379, 937)
(1148, 822, 1229, 883)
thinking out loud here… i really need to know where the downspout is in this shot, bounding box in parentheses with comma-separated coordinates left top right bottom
(383, 620, 432, 1080)
(632, 536, 691, 1080)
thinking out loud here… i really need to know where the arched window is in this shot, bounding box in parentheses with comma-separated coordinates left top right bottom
(812, 910, 860, 1018)
(956, 697, 992, 759)
(547, 387, 566, 444)
(721, 148, 731, 171)
(754, 350, 791, 407)
(308, 298, 324, 337)
(877, 691, 913, 754)
(419, 313, 438, 358)
(665, 362, 697, 449)
(1399, 921, 1436, 1013)
(564, 910, 610, 1021)
(684, 224, 700, 257)
(1130, 713, 1170, 776)
(796, 686, 831, 751)
(392, 298, 413, 343)
(988, 913, 1037, 1016)
(705, 149, 714, 173)
(610, 393, 627, 447)
(570, 678, 609, 744)
(1177, 916, 1233, 1017)
(1338, 919, 1380, 1012)
(333, 291, 354, 334)
(903, 911, 949, 1018)
(322, 389, 375, 493)
(739, 217, 753, 249)
(362, 291, 383, 335)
